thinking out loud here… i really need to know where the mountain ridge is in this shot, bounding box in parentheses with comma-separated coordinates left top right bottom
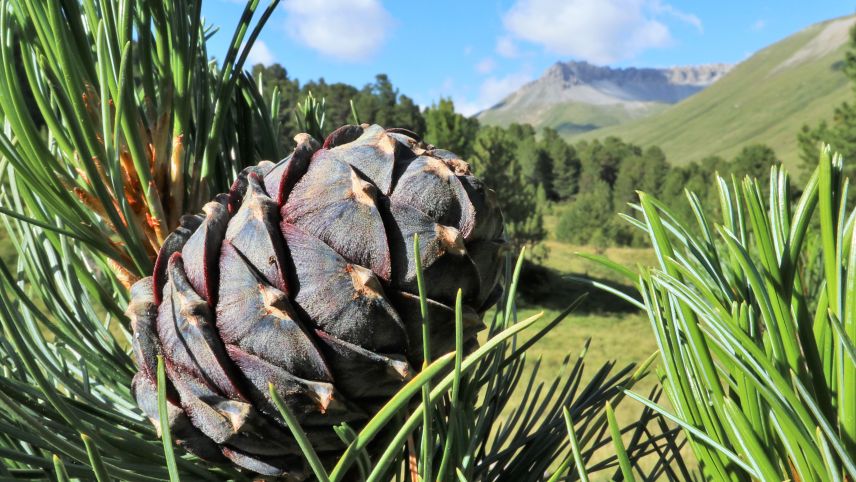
(478, 60, 731, 134)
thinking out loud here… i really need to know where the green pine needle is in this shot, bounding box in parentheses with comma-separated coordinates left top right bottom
(157, 356, 181, 482)
(587, 146, 856, 481)
(269, 382, 331, 482)
(81, 434, 110, 482)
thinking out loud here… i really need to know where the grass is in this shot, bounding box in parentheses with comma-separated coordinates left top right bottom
(571, 15, 854, 169)
(489, 232, 695, 478)
(479, 100, 670, 136)
(481, 304, 655, 480)
(489, 208, 695, 477)
(510, 307, 657, 426)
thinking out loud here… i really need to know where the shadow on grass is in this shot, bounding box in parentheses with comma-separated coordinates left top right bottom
(517, 262, 639, 314)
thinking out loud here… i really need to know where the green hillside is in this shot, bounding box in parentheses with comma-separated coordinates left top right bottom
(479, 98, 670, 135)
(570, 15, 855, 168)
(540, 102, 671, 136)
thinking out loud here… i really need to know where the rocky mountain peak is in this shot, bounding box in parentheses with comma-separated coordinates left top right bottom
(479, 60, 733, 125)
(542, 61, 732, 89)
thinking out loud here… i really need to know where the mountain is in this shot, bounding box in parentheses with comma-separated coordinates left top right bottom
(572, 15, 856, 168)
(477, 61, 731, 134)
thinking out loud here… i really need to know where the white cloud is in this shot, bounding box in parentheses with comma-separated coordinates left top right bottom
(475, 57, 497, 74)
(247, 40, 275, 65)
(502, 0, 700, 64)
(752, 19, 766, 31)
(479, 73, 532, 107)
(652, 1, 702, 32)
(452, 71, 533, 116)
(282, 0, 392, 62)
(496, 36, 519, 58)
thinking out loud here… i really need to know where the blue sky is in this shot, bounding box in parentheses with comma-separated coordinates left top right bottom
(204, 1, 855, 115)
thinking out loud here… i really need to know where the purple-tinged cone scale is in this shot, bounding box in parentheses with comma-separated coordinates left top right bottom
(129, 124, 506, 478)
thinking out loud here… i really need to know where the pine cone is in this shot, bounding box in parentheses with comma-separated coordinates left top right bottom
(128, 125, 506, 478)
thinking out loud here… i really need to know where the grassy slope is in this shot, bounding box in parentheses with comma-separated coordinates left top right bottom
(479, 100, 670, 135)
(570, 16, 853, 169)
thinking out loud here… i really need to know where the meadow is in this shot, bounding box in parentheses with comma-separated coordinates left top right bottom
(491, 212, 692, 478)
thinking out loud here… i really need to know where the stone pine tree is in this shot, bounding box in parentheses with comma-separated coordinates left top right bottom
(612, 146, 669, 209)
(300, 79, 360, 129)
(609, 146, 669, 245)
(556, 179, 614, 247)
(252, 63, 301, 148)
(251, 67, 427, 144)
(513, 129, 554, 198)
(354, 74, 426, 135)
(423, 98, 480, 159)
(542, 128, 579, 200)
(576, 137, 641, 193)
(729, 144, 779, 180)
(470, 126, 547, 255)
(0, 1, 693, 479)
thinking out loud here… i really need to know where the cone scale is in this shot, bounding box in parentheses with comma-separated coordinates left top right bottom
(128, 125, 506, 478)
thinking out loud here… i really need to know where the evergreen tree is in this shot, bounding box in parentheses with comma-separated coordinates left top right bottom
(542, 128, 579, 200)
(251, 66, 427, 145)
(423, 98, 480, 158)
(502, 124, 536, 184)
(471, 126, 547, 253)
(577, 137, 640, 192)
(354, 74, 425, 135)
(556, 179, 614, 246)
(728, 144, 778, 180)
(661, 157, 721, 204)
(639, 146, 669, 194)
(393, 94, 426, 135)
(514, 132, 553, 196)
(506, 123, 536, 141)
(532, 146, 555, 198)
(612, 145, 669, 209)
(656, 157, 722, 228)
(699, 153, 730, 175)
(605, 146, 668, 246)
(0, 5, 698, 480)
(354, 74, 394, 126)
